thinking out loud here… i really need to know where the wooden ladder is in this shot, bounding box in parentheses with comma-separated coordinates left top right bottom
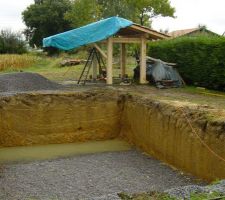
(78, 48, 106, 85)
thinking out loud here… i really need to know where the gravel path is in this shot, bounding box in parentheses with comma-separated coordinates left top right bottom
(0, 150, 202, 200)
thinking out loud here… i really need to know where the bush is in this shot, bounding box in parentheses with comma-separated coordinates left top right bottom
(148, 36, 225, 91)
(0, 29, 27, 54)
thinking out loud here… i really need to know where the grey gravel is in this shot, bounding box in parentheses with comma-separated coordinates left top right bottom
(0, 72, 62, 93)
(0, 150, 201, 200)
(166, 180, 225, 199)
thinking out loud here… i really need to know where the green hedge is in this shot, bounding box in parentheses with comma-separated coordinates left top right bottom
(148, 36, 225, 91)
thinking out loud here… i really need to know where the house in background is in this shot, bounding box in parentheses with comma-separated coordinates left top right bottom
(169, 26, 220, 38)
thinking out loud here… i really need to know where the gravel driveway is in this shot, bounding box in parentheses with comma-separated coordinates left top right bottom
(0, 150, 202, 200)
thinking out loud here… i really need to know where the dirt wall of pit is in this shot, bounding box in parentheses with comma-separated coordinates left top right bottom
(0, 91, 225, 181)
(0, 92, 122, 147)
(120, 95, 225, 181)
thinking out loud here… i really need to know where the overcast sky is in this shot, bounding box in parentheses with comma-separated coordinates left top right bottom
(0, 0, 224, 34)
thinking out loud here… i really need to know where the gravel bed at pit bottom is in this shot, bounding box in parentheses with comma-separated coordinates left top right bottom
(0, 150, 203, 200)
(166, 180, 225, 199)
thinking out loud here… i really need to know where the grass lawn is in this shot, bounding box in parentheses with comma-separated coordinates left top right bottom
(0, 54, 137, 83)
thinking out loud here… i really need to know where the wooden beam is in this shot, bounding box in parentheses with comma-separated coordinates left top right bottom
(112, 37, 141, 43)
(130, 24, 169, 40)
(140, 36, 147, 84)
(146, 56, 177, 66)
(93, 43, 107, 59)
(106, 38, 113, 85)
(120, 44, 126, 78)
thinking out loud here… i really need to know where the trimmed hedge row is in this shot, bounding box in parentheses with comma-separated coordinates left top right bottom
(148, 36, 225, 91)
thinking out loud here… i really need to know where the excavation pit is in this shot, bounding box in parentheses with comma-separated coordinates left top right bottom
(0, 88, 225, 199)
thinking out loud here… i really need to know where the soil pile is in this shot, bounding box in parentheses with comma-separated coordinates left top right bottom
(0, 72, 62, 93)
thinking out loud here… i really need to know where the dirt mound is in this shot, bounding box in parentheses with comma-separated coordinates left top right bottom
(0, 72, 62, 93)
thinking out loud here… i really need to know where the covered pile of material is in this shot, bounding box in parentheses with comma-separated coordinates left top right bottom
(0, 72, 61, 93)
(147, 59, 183, 88)
(134, 58, 184, 88)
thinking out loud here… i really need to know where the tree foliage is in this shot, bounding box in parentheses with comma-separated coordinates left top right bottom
(97, 0, 131, 19)
(66, 0, 175, 27)
(0, 29, 27, 54)
(127, 0, 175, 25)
(22, 0, 72, 47)
(64, 0, 101, 28)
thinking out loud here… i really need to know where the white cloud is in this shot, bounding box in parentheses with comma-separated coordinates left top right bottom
(152, 0, 225, 35)
(0, 0, 224, 35)
(0, 0, 33, 31)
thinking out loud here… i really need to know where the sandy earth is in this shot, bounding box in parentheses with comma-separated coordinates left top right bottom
(0, 150, 202, 200)
(0, 73, 224, 200)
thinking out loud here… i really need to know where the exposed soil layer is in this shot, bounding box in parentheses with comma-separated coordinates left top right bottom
(120, 95, 225, 181)
(0, 88, 225, 181)
(0, 150, 201, 200)
(0, 91, 121, 147)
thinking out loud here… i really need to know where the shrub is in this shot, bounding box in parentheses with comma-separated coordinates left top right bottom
(148, 36, 225, 91)
(0, 29, 27, 54)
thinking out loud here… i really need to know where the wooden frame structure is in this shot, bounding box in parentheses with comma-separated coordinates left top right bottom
(93, 24, 169, 85)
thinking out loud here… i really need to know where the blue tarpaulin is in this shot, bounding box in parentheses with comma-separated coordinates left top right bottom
(43, 17, 133, 50)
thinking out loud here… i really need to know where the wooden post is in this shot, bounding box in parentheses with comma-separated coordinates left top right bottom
(140, 36, 147, 84)
(120, 43, 126, 78)
(106, 37, 113, 84)
(92, 56, 97, 81)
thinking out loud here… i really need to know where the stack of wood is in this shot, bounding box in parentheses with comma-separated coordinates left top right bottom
(60, 59, 85, 67)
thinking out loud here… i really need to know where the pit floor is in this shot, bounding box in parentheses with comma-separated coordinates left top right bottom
(0, 141, 203, 200)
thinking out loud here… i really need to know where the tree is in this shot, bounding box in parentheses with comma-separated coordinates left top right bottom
(34, 0, 43, 4)
(22, 0, 72, 47)
(0, 29, 27, 54)
(64, 0, 102, 28)
(97, 0, 131, 19)
(127, 0, 175, 26)
(66, 0, 175, 27)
